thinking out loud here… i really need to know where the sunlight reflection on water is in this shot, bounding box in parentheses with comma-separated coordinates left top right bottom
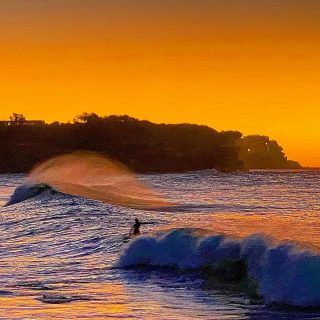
(0, 170, 319, 319)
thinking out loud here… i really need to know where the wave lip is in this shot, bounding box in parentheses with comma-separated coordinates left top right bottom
(117, 228, 320, 308)
(5, 183, 54, 206)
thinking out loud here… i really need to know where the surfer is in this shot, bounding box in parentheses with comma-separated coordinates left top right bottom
(129, 218, 154, 237)
(130, 218, 142, 237)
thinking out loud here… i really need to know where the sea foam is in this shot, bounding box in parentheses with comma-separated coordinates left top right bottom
(117, 228, 320, 307)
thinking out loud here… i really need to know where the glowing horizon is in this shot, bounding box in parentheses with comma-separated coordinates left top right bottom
(0, 0, 319, 166)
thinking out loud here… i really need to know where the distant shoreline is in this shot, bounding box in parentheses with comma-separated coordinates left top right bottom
(250, 168, 320, 172)
(0, 114, 301, 174)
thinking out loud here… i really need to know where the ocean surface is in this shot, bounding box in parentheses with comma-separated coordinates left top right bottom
(0, 170, 320, 319)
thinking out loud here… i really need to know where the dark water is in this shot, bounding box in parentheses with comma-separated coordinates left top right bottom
(0, 170, 320, 319)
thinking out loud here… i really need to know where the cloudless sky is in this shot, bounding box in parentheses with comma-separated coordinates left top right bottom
(0, 0, 319, 166)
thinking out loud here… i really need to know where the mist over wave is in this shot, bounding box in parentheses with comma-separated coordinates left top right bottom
(6, 152, 170, 209)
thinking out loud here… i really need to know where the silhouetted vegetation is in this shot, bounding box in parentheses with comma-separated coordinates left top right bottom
(0, 113, 300, 173)
(238, 135, 301, 170)
(9, 113, 26, 126)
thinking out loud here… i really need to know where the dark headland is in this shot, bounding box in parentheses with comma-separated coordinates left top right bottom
(0, 113, 301, 174)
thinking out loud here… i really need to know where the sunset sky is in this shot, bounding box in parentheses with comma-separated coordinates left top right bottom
(0, 0, 319, 166)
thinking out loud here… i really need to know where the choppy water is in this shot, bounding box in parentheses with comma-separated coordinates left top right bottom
(0, 170, 320, 319)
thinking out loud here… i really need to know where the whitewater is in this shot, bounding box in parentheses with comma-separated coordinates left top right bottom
(0, 168, 320, 319)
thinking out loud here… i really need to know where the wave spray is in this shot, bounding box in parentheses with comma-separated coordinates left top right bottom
(12, 151, 170, 209)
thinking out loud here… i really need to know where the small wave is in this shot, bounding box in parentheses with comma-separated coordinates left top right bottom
(0, 290, 14, 296)
(6, 152, 171, 209)
(117, 228, 320, 308)
(15, 281, 55, 291)
(37, 294, 90, 304)
(5, 184, 57, 206)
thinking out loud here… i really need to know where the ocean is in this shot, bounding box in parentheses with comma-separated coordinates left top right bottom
(0, 169, 320, 319)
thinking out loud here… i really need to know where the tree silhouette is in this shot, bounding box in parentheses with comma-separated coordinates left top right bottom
(9, 113, 26, 125)
(73, 113, 100, 124)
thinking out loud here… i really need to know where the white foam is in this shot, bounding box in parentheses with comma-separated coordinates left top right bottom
(117, 228, 320, 307)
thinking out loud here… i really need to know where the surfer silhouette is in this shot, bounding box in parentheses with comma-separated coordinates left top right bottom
(129, 218, 155, 237)
(130, 218, 141, 236)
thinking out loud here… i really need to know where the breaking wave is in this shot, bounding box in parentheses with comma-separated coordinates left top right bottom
(6, 184, 56, 206)
(6, 152, 170, 209)
(117, 228, 320, 308)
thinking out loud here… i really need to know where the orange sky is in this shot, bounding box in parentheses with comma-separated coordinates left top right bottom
(0, 0, 319, 166)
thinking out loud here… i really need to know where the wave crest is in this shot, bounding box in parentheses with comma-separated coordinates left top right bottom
(117, 228, 320, 307)
(6, 152, 170, 209)
(6, 184, 55, 206)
